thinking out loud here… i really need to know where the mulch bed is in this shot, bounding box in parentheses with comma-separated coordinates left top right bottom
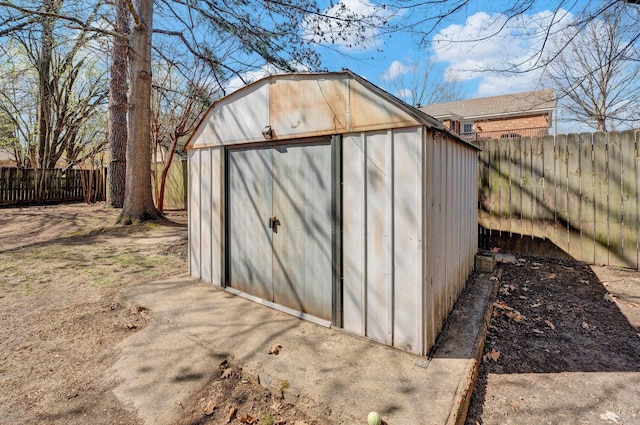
(466, 255, 640, 424)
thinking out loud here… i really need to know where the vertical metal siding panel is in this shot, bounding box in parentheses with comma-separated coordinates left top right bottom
(445, 140, 453, 313)
(461, 147, 467, 280)
(424, 131, 436, 351)
(342, 134, 365, 335)
(434, 136, 446, 337)
(211, 148, 223, 286)
(472, 148, 479, 264)
(455, 143, 462, 297)
(366, 131, 393, 345)
(392, 128, 421, 353)
(189, 149, 202, 279)
(200, 148, 213, 283)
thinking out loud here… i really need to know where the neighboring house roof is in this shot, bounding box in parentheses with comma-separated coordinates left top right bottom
(420, 89, 556, 120)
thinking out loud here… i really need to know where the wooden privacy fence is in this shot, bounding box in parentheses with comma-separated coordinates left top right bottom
(0, 167, 106, 206)
(478, 130, 640, 270)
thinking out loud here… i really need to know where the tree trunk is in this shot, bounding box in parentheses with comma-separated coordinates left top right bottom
(107, 0, 129, 208)
(117, 0, 162, 224)
(36, 0, 56, 199)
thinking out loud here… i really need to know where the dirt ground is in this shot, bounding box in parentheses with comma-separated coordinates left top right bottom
(0, 203, 316, 425)
(3, 204, 640, 425)
(465, 255, 640, 424)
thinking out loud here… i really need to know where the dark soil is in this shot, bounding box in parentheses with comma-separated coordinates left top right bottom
(466, 255, 640, 424)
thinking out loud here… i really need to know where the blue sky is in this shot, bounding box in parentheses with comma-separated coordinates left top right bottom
(224, 0, 639, 133)
(312, 0, 590, 99)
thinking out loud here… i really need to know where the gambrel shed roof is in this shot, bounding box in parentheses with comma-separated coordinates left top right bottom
(185, 70, 472, 149)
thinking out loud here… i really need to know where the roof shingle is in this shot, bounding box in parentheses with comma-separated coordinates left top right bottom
(420, 89, 556, 120)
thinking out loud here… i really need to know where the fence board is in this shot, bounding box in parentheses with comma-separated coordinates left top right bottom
(531, 136, 544, 239)
(620, 130, 640, 269)
(489, 139, 500, 234)
(608, 132, 623, 265)
(509, 137, 522, 236)
(580, 133, 595, 263)
(498, 139, 510, 235)
(542, 135, 556, 241)
(566, 134, 582, 258)
(592, 132, 609, 265)
(555, 135, 569, 253)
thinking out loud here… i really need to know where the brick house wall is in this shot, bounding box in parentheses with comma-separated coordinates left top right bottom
(473, 114, 550, 137)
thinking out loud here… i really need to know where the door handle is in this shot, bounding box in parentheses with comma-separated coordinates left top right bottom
(268, 216, 281, 233)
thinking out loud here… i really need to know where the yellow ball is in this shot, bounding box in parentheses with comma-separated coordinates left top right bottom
(367, 411, 381, 425)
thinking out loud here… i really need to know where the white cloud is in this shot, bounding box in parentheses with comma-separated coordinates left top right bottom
(224, 65, 281, 94)
(380, 60, 414, 81)
(223, 61, 313, 94)
(396, 88, 413, 99)
(303, 0, 396, 51)
(431, 9, 575, 96)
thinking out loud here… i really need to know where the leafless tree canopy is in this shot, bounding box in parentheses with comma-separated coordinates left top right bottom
(1, 0, 639, 216)
(543, 3, 640, 131)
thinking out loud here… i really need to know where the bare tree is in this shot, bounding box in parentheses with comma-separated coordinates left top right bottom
(151, 58, 219, 212)
(544, 5, 640, 131)
(0, 2, 108, 175)
(381, 59, 465, 106)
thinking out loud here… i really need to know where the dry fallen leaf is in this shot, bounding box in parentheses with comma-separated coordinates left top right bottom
(221, 368, 233, 379)
(204, 400, 216, 416)
(490, 247, 501, 253)
(604, 293, 617, 303)
(530, 303, 541, 308)
(226, 407, 237, 423)
(493, 301, 514, 311)
(579, 279, 589, 284)
(546, 273, 556, 280)
(628, 302, 639, 308)
(506, 311, 523, 322)
(268, 344, 282, 355)
(239, 413, 258, 424)
(483, 348, 501, 363)
(582, 321, 590, 330)
(544, 319, 556, 330)
(490, 276, 499, 281)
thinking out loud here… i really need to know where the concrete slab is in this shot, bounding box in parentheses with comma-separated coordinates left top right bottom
(111, 272, 497, 425)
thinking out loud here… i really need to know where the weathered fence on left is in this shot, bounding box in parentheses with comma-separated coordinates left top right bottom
(0, 168, 106, 206)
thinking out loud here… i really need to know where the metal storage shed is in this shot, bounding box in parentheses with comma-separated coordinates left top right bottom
(185, 71, 479, 356)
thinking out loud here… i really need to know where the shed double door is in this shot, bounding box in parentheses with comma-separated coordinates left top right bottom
(228, 141, 333, 321)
